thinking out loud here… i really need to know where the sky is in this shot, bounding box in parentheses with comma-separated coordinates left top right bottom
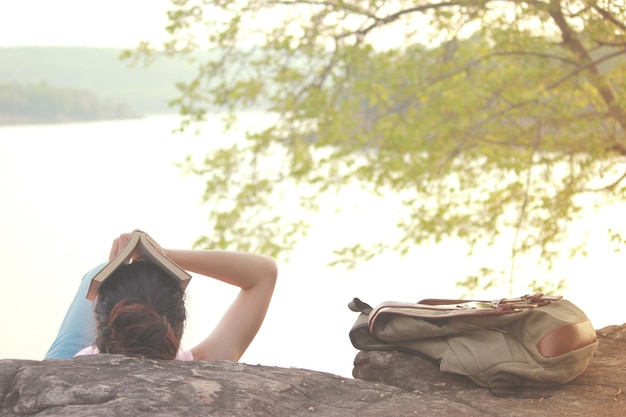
(0, 0, 172, 48)
(0, 0, 413, 50)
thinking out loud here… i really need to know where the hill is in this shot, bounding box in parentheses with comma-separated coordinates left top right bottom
(0, 47, 198, 119)
(0, 81, 140, 124)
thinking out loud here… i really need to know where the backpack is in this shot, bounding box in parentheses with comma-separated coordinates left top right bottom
(348, 294, 598, 395)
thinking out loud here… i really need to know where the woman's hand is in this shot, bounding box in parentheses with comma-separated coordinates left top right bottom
(109, 232, 134, 261)
(109, 230, 165, 262)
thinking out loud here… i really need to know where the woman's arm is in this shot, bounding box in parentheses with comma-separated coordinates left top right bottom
(163, 248, 278, 362)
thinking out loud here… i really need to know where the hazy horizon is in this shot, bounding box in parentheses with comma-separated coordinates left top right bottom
(0, 0, 172, 48)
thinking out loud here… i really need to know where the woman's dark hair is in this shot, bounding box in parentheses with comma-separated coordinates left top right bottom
(93, 261, 187, 360)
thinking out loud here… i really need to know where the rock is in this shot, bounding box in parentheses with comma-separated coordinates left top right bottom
(0, 325, 624, 416)
(0, 355, 483, 416)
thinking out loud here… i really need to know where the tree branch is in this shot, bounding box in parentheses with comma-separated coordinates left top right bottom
(548, 0, 626, 131)
(585, 169, 626, 192)
(334, 1, 465, 41)
(544, 48, 626, 90)
(591, 2, 626, 33)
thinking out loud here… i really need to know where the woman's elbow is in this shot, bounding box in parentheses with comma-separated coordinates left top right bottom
(264, 257, 278, 286)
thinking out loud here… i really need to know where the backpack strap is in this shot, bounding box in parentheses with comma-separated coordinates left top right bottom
(418, 293, 563, 312)
(348, 297, 374, 314)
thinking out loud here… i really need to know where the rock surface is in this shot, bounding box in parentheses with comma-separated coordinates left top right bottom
(1, 325, 624, 416)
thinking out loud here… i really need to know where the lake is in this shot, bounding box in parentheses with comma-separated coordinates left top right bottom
(0, 113, 622, 378)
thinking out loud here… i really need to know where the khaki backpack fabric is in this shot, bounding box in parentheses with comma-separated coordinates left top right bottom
(349, 295, 598, 390)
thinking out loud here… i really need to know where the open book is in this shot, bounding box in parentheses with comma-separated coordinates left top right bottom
(86, 230, 192, 301)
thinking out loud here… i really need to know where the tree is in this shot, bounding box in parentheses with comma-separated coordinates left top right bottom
(131, 0, 626, 294)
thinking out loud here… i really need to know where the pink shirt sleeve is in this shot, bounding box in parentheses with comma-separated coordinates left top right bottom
(74, 346, 194, 361)
(175, 349, 194, 361)
(74, 346, 98, 356)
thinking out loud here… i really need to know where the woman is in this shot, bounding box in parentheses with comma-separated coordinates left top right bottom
(44, 231, 277, 361)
